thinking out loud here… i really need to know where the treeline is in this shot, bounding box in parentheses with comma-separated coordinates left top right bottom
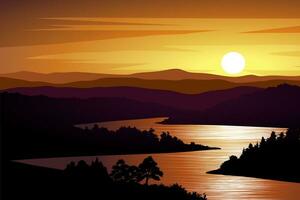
(79, 125, 217, 154)
(5, 123, 218, 160)
(64, 156, 207, 200)
(209, 128, 300, 182)
(66, 156, 163, 185)
(6, 157, 207, 200)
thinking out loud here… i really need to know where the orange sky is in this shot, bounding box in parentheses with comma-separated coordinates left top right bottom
(1, 0, 300, 76)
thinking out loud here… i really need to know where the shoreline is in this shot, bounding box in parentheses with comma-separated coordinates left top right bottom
(207, 169, 300, 184)
(13, 146, 221, 161)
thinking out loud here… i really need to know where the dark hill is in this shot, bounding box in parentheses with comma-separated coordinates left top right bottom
(4, 86, 261, 111)
(165, 84, 300, 127)
(1, 92, 177, 126)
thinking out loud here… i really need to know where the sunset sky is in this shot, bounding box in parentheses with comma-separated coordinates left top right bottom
(1, 0, 300, 76)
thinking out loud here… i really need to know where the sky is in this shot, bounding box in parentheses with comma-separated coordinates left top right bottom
(1, 0, 300, 76)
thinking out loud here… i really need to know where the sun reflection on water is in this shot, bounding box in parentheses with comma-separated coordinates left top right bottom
(20, 118, 299, 200)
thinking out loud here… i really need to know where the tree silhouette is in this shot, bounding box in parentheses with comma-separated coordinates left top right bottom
(90, 158, 110, 182)
(110, 159, 139, 183)
(138, 156, 163, 185)
(110, 159, 128, 182)
(65, 161, 76, 174)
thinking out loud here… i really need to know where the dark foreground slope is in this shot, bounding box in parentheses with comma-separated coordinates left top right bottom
(165, 84, 300, 127)
(4, 157, 207, 200)
(208, 128, 300, 183)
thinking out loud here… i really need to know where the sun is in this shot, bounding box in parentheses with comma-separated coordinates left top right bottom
(221, 52, 245, 74)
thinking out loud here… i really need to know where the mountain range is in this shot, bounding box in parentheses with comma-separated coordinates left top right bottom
(4, 86, 260, 111)
(2, 75, 300, 94)
(2, 69, 300, 127)
(1, 69, 300, 83)
(3, 83, 300, 127)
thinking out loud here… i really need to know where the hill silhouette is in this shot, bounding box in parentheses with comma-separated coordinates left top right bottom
(0, 70, 120, 83)
(165, 84, 300, 127)
(3, 84, 300, 128)
(0, 77, 50, 89)
(59, 77, 300, 94)
(1, 92, 178, 126)
(2, 75, 300, 94)
(208, 128, 300, 183)
(62, 78, 248, 94)
(2, 68, 300, 83)
(4, 86, 261, 111)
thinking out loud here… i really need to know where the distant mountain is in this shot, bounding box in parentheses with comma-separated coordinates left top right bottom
(165, 84, 300, 127)
(1, 69, 300, 83)
(130, 69, 223, 80)
(2, 76, 300, 94)
(0, 71, 120, 84)
(5, 83, 299, 128)
(0, 77, 50, 89)
(62, 78, 241, 94)
(131, 69, 300, 83)
(4, 86, 261, 111)
(61, 78, 300, 94)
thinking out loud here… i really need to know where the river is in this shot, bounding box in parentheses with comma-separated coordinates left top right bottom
(19, 117, 300, 200)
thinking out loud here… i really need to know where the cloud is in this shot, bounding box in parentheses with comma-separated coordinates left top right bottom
(37, 18, 166, 28)
(2, 30, 211, 47)
(3, 0, 300, 19)
(244, 26, 300, 33)
(0, 16, 212, 46)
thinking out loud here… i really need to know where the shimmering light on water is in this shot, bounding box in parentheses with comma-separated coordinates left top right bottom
(21, 118, 300, 200)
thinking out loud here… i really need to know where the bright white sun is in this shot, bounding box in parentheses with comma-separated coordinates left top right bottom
(221, 52, 245, 74)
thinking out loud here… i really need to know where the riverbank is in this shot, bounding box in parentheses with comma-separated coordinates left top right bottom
(5, 158, 207, 200)
(208, 128, 300, 183)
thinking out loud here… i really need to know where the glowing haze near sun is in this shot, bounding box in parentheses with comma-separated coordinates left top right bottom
(221, 52, 246, 74)
(1, 1, 300, 76)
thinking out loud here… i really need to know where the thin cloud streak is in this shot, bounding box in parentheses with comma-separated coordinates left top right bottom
(243, 26, 300, 33)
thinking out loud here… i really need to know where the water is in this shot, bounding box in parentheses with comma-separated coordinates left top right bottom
(19, 117, 300, 200)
